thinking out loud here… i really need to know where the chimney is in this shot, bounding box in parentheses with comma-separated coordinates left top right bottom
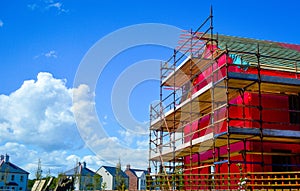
(83, 162, 86, 168)
(0, 155, 4, 161)
(78, 162, 82, 174)
(5, 154, 9, 162)
(126, 164, 130, 170)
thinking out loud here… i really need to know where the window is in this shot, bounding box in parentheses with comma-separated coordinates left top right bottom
(20, 176, 23, 182)
(289, 95, 300, 124)
(11, 175, 15, 181)
(1, 175, 4, 180)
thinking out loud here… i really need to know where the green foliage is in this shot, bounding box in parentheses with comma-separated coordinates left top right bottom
(115, 162, 127, 191)
(84, 173, 92, 190)
(49, 177, 58, 190)
(93, 174, 101, 190)
(58, 173, 66, 178)
(101, 181, 107, 190)
(116, 178, 126, 191)
(27, 179, 36, 190)
(27, 176, 58, 191)
(156, 173, 170, 190)
(236, 163, 248, 191)
(174, 170, 184, 190)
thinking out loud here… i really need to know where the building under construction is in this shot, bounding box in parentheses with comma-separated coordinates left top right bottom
(148, 10, 300, 190)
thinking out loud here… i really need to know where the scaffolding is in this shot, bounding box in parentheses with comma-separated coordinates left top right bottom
(148, 9, 300, 191)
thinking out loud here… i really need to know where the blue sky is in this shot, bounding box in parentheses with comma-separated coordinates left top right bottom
(0, 0, 300, 178)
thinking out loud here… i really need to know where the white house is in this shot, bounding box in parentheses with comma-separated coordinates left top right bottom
(136, 171, 146, 191)
(0, 154, 29, 191)
(96, 166, 128, 190)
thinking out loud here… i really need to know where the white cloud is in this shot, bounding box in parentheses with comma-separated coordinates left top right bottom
(136, 139, 149, 149)
(102, 115, 108, 125)
(48, 2, 62, 9)
(81, 155, 105, 171)
(28, 1, 69, 14)
(34, 50, 57, 60)
(0, 72, 82, 151)
(72, 83, 149, 169)
(118, 129, 136, 145)
(0, 72, 149, 178)
(27, 4, 38, 11)
(86, 136, 148, 169)
(44, 50, 57, 58)
(47, 2, 69, 14)
(0, 20, 3, 28)
(0, 73, 104, 178)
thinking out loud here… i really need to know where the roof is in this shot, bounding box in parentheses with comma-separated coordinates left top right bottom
(128, 168, 148, 178)
(64, 164, 97, 176)
(219, 35, 300, 67)
(100, 166, 128, 178)
(200, 34, 300, 70)
(0, 161, 29, 174)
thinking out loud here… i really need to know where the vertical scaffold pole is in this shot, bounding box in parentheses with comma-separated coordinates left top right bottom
(172, 49, 176, 191)
(148, 105, 152, 190)
(257, 44, 264, 172)
(160, 61, 163, 177)
(225, 44, 231, 190)
(209, 7, 217, 191)
(188, 28, 193, 191)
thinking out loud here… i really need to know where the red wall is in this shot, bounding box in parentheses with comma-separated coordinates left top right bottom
(181, 44, 300, 189)
(183, 92, 299, 170)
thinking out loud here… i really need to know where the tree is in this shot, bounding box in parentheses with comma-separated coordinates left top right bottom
(93, 174, 101, 190)
(101, 182, 107, 191)
(115, 160, 126, 191)
(27, 179, 36, 190)
(48, 177, 58, 190)
(45, 169, 52, 178)
(35, 159, 43, 180)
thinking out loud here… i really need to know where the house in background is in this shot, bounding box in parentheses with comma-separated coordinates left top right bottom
(0, 154, 29, 191)
(64, 162, 101, 191)
(96, 164, 128, 190)
(124, 164, 147, 191)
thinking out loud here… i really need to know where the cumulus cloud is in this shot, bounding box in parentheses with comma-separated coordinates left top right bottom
(0, 72, 104, 177)
(0, 72, 82, 151)
(0, 72, 149, 177)
(0, 20, 3, 28)
(117, 128, 148, 147)
(72, 83, 149, 169)
(85, 136, 148, 168)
